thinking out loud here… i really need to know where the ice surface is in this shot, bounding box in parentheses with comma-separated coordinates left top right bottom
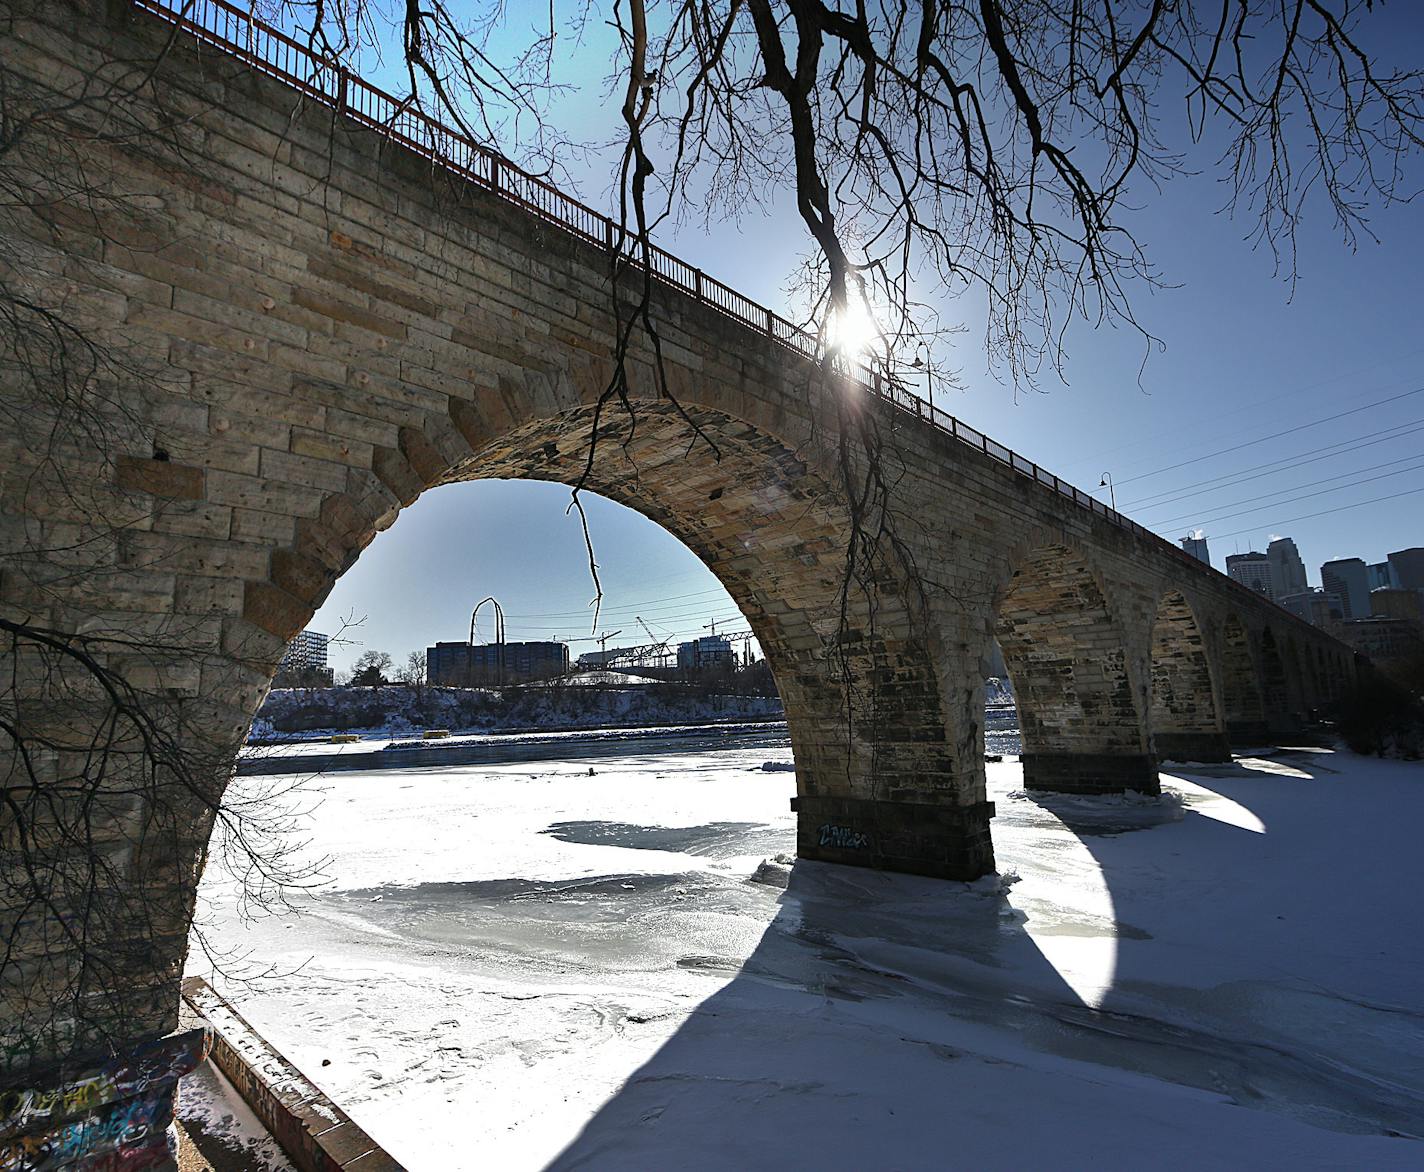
(190, 742, 1424, 1170)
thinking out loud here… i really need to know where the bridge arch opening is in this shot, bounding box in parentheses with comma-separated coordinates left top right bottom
(1220, 615, 1269, 746)
(241, 397, 985, 881)
(992, 544, 1157, 795)
(1258, 627, 1296, 733)
(1148, 592, 1230, 763)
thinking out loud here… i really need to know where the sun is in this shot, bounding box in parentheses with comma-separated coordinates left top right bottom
(826, 299, 880, 357)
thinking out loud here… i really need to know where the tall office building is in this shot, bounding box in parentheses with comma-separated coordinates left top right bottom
(1387, 547, 1424, 591)
(1226, 551, 1273, 598)
(1179, 533, 1210, 564)
(1367, 560, 1399, 591)
(1320, 557, 1370, 620)
(1267, 537, 1308, 599)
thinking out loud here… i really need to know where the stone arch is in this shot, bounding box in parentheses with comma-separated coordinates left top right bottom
(1220, 615, 1268, 746)
(248, 399, 992, 882)
(992, 543, 1157, 794)
(1284, 636, 1309, 718)
(1149, 592, 1230, 762)
(1258, 627, 1297, 733)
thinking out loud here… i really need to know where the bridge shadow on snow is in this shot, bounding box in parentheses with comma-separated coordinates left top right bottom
(544, 750, 1423, 1168)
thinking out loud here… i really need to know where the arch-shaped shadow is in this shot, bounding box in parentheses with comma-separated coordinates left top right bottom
(546, 745, 1424, 1166)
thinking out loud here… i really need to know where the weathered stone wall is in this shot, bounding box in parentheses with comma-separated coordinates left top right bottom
(0, 0, 1357, 1118)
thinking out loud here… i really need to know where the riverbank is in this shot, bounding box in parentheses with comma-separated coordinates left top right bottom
(252, 683, 783, 739)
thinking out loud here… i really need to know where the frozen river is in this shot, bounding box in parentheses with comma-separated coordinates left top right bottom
(190, 726, 1424, 1170)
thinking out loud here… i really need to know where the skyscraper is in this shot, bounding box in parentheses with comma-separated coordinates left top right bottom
(1321, 557, 1370, 620)
(1179, 532, 1210, 564)
(1267, 537, 1308, 599)
(1226, 551, 1273, 598)
(1367, 560, 1399, 591)
(1388, 547, 1424, 591)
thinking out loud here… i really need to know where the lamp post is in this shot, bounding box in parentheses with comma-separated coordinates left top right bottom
(911, 342, 933, 413)
(1098, 472, 1117, 512)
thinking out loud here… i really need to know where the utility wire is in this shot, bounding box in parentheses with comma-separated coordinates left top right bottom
(1211, 483, 1424, 540)
(1139, 448, 1424, 526)
(1112, 385, 1424, 488)
(495, 585, 731, 620)
(1059, 347, 1424, 476)
(1123, 418, 1424, 512)
(1148, 458, 1424, 530)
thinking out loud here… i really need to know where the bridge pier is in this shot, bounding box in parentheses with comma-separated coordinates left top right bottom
(1020, 752, 1161, 796)
(0, 1032, 208, 1172)
(1151, 731, 1232, 763)
(792, 795, 996, 880)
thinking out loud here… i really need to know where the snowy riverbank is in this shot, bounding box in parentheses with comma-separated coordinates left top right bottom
(251, 683, 783, 739)
(189, 742, 1423, 1170)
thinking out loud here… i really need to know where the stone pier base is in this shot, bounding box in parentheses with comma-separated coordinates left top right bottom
(1226, 720, 1274, 747)
(1153, 731, 1233, 763)
(1021, 752, 1161, 796)
(792, 795, 996, 880)
(0, 1029, 208, 1171)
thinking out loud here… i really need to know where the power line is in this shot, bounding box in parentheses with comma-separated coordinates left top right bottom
(1122, 418, 1424, 512)
(495, 585, 732, 621)
(1112, 385, 1424, 488)
(1211, 483, 1424, 540)
(1059, 349, 1424, 476)
(500, 605, 747, 635)
(1146, 457, 1424, 531)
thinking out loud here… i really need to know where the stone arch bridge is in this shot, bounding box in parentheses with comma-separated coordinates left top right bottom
(1, 0, 1354, 1149)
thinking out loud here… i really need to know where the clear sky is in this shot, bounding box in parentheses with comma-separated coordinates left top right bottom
(312, 5, 1424, 673)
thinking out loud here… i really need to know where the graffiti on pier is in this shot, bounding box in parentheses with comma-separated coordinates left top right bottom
(0, 1029, 207, 1172)
(818, 823, 871, 851)
(0, 1095, 170, 1172)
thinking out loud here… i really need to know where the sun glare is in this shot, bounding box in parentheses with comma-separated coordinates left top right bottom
(826, 300, 880, 357)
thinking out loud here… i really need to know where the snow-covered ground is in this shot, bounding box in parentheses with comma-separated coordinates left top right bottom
(189, 735, 1424, 1170)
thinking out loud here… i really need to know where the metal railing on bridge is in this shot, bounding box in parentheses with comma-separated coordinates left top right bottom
(130, 0, 1322, 624)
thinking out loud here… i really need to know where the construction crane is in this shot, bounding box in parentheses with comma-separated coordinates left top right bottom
(635, 616, 672, 661)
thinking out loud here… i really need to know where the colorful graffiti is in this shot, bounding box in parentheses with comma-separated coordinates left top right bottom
(818, 823, 871, 850)
(0, 1030, 207, 1172)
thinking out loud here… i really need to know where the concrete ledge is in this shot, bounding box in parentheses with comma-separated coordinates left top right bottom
(1021, 752, 1161, 796)
(180, 978, 405, 1172)
(792, 794, 996, 880)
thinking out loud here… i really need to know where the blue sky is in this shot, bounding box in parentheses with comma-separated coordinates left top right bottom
(312, 6, 1424, 672)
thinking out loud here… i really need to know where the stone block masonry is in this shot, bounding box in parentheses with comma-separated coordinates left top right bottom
(0, 0, 1358, 1156)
